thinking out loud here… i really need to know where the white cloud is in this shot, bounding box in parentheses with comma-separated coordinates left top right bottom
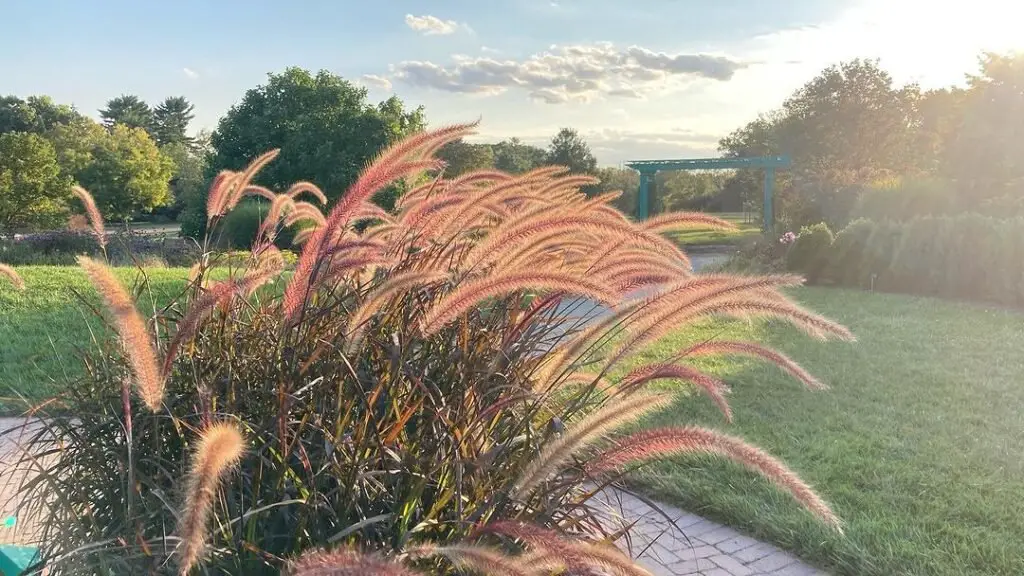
(404, 14, 462, 36)
(390, 42, 746, 104)
(182, 67, 199, 80)
(359, 74, 393, 91)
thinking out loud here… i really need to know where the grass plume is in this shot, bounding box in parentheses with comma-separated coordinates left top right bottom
(76, 255, 163, 411)
(176, 422, 246, 575)
(513, 394, 670, 498)
(287, 548, 417, 576)
(588, 426, 842, 530)
(72, 185, 106, 250)
(0, 263, 25, 290)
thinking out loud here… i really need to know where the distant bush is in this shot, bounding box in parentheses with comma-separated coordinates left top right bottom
(214, 198, 304, 249)
(826, 218, 875, 287)
(786, 223, 834, 283)
(819, 214, 1024, 306)
(0, 230, 199, 266)
(851, 177, 958, 222)
(858, 220, 902, 291)
(720, 234, 789, 274)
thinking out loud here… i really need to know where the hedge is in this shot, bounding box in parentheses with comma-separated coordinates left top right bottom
(786, 215, 1024, 306)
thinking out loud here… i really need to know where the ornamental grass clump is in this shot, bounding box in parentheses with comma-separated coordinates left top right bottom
(8, 121, 852, 574)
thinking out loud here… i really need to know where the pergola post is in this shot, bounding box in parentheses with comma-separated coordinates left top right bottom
(637, 171, 652, 221)
(763, 167, 775, 236)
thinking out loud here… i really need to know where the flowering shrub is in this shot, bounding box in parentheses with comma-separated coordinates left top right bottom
(779, 231, 797, 245)
(5, 123, 852, 575)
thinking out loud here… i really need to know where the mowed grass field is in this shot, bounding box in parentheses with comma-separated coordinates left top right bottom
(0, 266, 195, 401)
(625, 288, 1024, 576)
(2, 267, 1024, 574)
(667, 211, 761, 246)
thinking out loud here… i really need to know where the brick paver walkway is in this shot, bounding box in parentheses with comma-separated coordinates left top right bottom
(0, 418, 826, 574)
(593, 488, 827, 575)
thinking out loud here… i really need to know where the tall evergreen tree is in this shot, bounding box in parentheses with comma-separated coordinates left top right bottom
(152, 96, 195, 147)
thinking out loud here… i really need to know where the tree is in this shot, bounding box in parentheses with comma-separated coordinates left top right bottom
(437, 140, 495, 176)
(0, 132, 71, 233)
(161, 141, 208, 216)
(493, 138, 546, 173)
(206, 67, 425, 220)
(594, 166, 640, 214)
(946, 52, 1024, 197)
(546, 128, 597, 175)
(100, 95, 153, 133)
(75, 125, 174, 220)
(719, 59, 923, 226)
(46, 115, 107, 178)
(152, 96, 195, 147)
(0, 95, 81, 135)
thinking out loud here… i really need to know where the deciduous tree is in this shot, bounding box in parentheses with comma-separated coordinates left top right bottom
(75, 125, 174, 221)
(0, 132, 71, 233)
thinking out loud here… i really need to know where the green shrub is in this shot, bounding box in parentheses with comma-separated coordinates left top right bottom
(826, 218, 876, 287)
(820, 215, 1024, 305)
(11, 126, 851, 575)
(852, 177, 958, 222)
(786, 223, 834, 283)
(858, 220, 901, 290)
(719, 235, 788, 273)
(0, 230, 199, 266)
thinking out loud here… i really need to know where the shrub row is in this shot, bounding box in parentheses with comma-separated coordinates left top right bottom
(0, 231, 200, 267)
(786, 215, 1024, 306)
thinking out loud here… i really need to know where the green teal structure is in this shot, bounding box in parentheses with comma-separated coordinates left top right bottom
(0, 545, 38, 575)
(624, 155, 792, 234)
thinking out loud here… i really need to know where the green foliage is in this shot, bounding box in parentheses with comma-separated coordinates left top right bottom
(214, 198, 300, 249)
(161, 141, 208, 217)
(594, 166, 639, 213)
(99, 94, 153, 132)
(946, 53, 1024, 194)
(0, 95, 81, 135)
(825, 218, 875, 287)
(208, 67, 425, 205)
(46, 115, 107, 179)
(151, 96, 195, 147)
(657, 171, 733, 213)
(0, 132, 71, 232)
(546, 127, 597, 178)
(75, 125, 174, 220)
(786, 223, 834, 283)
(437, 139, 494, 176)
(0, 230, 200, 267)
(819, 214, 1024, 306)
(492, 137, 546, 174)
(851, 177, 958, 222)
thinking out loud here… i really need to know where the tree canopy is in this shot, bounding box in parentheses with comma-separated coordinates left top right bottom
(100, 95, 153, 132)
(152, 96, 196, 147)
(546, 128, 598, 175)
(209, 68, 425, 204)
(0, 132, 71, 232)
(75, 125, 174, 221)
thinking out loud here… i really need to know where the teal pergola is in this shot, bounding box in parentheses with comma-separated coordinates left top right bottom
(624, 155, 792, 234)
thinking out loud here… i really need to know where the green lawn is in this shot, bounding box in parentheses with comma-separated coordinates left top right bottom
(667, 211, 761, 246)
(0, 266, 194, 403)
(627, 287, 1024, 576)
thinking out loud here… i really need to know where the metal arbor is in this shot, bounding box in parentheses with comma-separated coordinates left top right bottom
(624, 155, 792, 234)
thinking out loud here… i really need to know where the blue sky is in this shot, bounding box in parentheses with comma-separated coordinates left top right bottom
(3, 0, 1021, 164)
